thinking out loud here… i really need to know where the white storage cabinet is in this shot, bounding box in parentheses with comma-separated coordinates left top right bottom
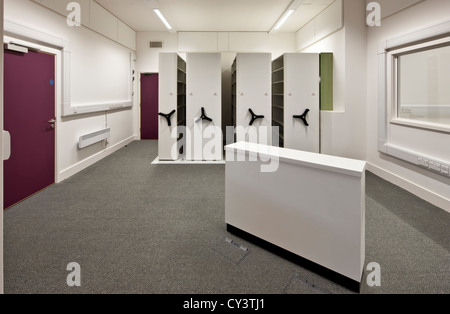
(231, 53, 272, 145)
(186, 53, 222, 161)
(272, 53, 320, 152)
(158, 53, 186, 161)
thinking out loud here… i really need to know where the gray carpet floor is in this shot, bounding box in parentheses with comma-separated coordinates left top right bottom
(3, 140, 450, 294)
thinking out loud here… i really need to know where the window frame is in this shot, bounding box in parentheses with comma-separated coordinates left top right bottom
(388, 37, 450, 133)
(377, 20, 450, 178)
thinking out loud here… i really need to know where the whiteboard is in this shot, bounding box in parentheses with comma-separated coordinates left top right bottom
(68, 29, 136, 115)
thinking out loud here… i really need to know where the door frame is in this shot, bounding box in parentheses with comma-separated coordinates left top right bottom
(138, 72, 159, 140)
(3, 36, 59, 184)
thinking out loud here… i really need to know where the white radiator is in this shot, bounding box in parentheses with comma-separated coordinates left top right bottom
(78, 128, 110, 149)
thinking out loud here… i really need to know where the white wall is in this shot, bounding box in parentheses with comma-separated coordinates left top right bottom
(4, 0, 138, 183)
(137, 32, 179, 73)
(33, 0, 137, 50)
(366, 0, 450, 211)
(365, 0, 424, 19)
(137, 31, 296, 73)
(342, 0, 367, 161)
(299, 0, 367, 161)
(0, 0, 4, 296)
(296, 0, 344, 51)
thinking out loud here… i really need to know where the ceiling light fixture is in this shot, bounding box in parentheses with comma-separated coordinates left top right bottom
(270, 0, 306, 34)
(154, 9, 172, 30)
(274, 9, 295, 31)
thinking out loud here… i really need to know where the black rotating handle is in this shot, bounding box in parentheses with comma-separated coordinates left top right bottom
(159, 110, 176, 126)
(249, 109, 265, 126)
(196, 107, 213, 123)
(293, 109, 310, 127)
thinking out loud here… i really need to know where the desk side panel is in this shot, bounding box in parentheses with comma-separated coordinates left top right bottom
(225, 154, 365, 282)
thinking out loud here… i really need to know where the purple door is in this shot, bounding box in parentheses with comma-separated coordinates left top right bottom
(3, 49, 56, 209)
(141, 73, 159, 140)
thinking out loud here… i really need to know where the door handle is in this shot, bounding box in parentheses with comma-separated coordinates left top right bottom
(196, 107, 213, 123)
(158, 110, 176, 126)
(48, 119, 56, 129)
(3, 130, 11, 161)
(293, 109, 310, 127)
(249, 109, 265, 126)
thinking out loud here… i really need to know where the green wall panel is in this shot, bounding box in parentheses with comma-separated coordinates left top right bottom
(320, 53, 333, 111)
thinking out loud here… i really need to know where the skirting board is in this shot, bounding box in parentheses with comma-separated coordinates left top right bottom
(57, 135, 137, 183)
(366, 163, 450, 213)
(152, 157, 225, 165)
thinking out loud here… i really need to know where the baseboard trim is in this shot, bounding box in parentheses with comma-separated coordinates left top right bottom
(366, 163, 450, 213)
(227, 224, 362, 293)
(57, 135, 138, 183)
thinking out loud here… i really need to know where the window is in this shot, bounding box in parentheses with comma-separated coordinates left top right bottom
(395, 42, 450, 129)
(378, 21, 450, 178)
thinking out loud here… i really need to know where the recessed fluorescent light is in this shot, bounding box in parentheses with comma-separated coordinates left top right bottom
(275, 9, 295, 30)
(154, 9, 172, 30)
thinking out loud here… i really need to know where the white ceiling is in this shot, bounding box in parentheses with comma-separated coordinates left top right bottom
(95, 0, 336, 33)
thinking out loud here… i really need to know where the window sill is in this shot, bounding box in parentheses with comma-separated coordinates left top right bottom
(390, 118, 450, 134)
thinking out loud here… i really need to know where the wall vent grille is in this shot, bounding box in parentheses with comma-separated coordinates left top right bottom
(149, 41, 163, 48)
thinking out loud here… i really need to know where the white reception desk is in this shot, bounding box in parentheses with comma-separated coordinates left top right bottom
(225, 142, 366, 285)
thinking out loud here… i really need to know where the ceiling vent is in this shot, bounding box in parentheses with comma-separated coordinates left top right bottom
(149, 41, 163, 48)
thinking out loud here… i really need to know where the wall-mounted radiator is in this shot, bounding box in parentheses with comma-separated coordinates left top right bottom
(78, 128, 110, 149)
